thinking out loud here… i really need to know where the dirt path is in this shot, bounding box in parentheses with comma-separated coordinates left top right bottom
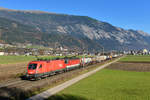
(27, 57, 122, 100)
(0, 59, 115, 100)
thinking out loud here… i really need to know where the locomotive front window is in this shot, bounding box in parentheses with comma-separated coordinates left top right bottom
(65, 59, 68, 64)
(39, 64, 42, 68)
(28, 64, 37, 70)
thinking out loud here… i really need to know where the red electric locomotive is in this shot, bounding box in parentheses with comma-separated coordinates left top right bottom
(26, 58, 81, 80)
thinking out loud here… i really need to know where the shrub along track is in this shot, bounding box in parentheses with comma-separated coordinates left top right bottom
(0, 58, 118, 100)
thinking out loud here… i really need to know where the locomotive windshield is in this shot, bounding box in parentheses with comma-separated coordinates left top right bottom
(28, 64, 37, 70)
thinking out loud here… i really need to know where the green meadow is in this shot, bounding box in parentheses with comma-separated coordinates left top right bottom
(0, 56, 36, 64)
(119, 55, 150, 62)
(48, 69, 150, 100)
(0, 55, 64, 64)
(0, 55, 89, 64)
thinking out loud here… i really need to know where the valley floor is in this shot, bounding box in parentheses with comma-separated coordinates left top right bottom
(47, 55, 150, 100)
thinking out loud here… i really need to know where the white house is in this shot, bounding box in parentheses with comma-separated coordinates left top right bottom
(0, 52, 4, 56)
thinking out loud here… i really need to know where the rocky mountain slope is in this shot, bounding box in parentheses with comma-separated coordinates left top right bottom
(0, 7, 149, 51)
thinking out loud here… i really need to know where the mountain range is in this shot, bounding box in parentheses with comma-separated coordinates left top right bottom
(0, 7, 149, 52)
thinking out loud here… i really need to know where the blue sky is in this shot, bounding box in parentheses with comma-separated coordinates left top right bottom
(0, 0, 150, 33)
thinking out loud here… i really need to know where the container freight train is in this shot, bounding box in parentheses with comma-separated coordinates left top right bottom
(26, 55, 119, 80)
(26, 57, 91, 80)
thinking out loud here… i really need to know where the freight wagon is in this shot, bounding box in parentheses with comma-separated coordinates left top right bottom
(80, 57, 92, 65)
(95, 56, 107, 62)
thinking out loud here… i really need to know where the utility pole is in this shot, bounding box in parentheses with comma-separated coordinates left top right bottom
(98, 43, 104, 55)
(102, 47, 104, 55)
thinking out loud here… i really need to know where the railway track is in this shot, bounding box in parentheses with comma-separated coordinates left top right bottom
(0, 79, 23, 88)
(0, 59, 117, 89)
(0, 65, 83, 89)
